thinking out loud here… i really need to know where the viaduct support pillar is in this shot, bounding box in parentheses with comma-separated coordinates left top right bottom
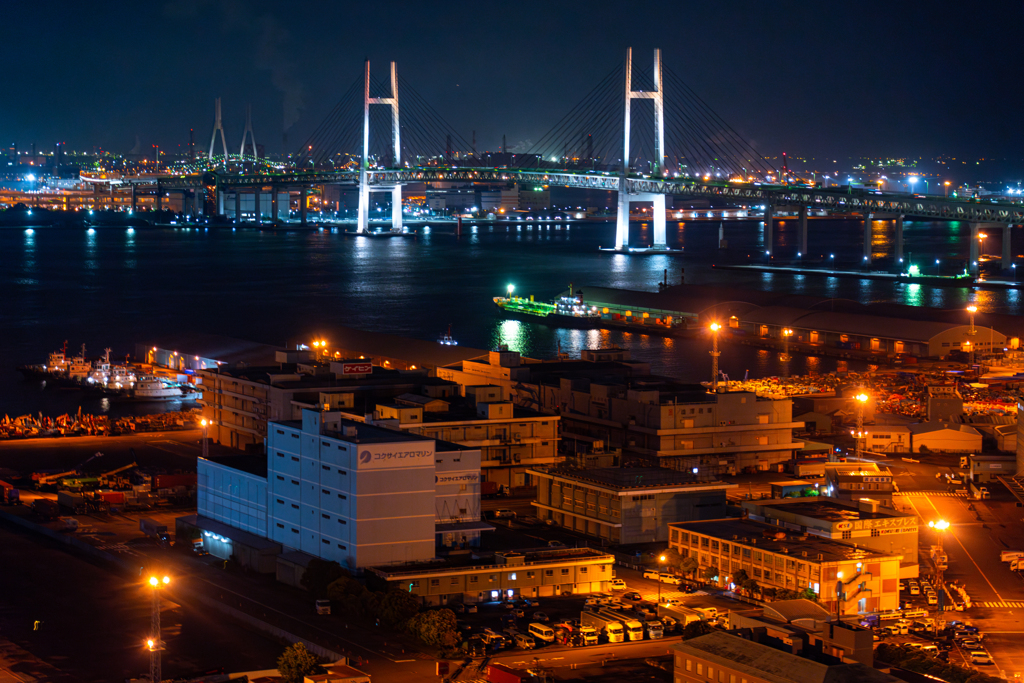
(1003, 224, 1013, 270)
(155, 182, 162, 212)
(391, 186, 403, 232)
(271, 187, 279, 223)
(253, 187, 261, 226)
(300, 187, 308, 226)
(895, 215, 904, 264)
(652, 193, 666, 248)
(863, 212, 874, 264)
(234, 190, 241, 222)
(130, 184, 137, 212)
(614, 179, 630, 250)
(764, 204, 773, 256)
(718, 222, 727, 249)
(798, 205, 808, 256)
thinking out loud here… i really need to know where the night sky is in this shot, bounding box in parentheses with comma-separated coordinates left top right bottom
(4, 1, 1022, 167)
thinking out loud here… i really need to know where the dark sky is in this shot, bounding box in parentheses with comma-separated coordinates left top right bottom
(3, 1, 1022, 167)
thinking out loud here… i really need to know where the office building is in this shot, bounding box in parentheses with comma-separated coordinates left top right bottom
(528, 466, 735, 544)
(192, 409, 486, 572)
(668, 518, 901, 615)
(823, 464, 895, 506)
(727, 599, 875, 664)
(366, 546, 614, 606)
(673, 631, 901, 683)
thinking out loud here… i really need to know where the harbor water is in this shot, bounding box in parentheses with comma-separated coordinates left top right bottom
(2, 216, 1019, 418)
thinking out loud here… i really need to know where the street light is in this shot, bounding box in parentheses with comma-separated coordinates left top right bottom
(658, 554, 667, 604)
(944, 181, 951, 198)
(147, 575, 171, 683)
(927, 521, 949, 620)
(854, 393, 869, 461)
(709, 323, 722, 393)
(978, 232, 988, 262)
(200, 418, 209, 460)
(908, 176, 918, 193)
(781, 328, 794, 372)
(967, 305, 977, 335)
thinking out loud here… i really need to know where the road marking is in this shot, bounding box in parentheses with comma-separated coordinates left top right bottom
(915, 494, 1004, 602)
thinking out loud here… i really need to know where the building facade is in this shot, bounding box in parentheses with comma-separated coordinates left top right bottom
(529, 466, 735, 544)
(366, 547, 614, 606)
(668, 518, 901, 616)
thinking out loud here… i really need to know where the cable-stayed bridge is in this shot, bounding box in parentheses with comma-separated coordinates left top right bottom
(123, 48, 1023, 271)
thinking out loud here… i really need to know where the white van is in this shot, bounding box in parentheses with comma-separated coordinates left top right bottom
(528, 623, 555, 643)
(694, 607, 718, 620)
(514, 633, 536, 649)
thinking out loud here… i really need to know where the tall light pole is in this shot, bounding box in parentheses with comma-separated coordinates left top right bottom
(200, 418, 209, 460)
(854, 393, 869, 461)
(657, 554, 666, 605)
(781, 328, 794, 365)
(709, 323, 721, 393)
(944, 181, 950, 198)
(148, 574, 170, 683)
(928, 521, 949, 625)
(967, 305, 978, 364)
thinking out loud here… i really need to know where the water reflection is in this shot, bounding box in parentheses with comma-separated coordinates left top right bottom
(495, 319, 528, 353)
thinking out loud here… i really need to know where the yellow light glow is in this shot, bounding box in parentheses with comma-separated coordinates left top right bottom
(148, 576, 158, 587)
(200, 418, 207, 427)
(147, 638, 155, 649)
(709, 322, 721, 332)
(855, 393, 869, 403)
(967, 305, 977, 313)
(929, 520, 950, 531)
(163, 575, 170, 584)
(659, 554, 666, 562)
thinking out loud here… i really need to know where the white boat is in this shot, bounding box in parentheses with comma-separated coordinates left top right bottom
(68, 344, 92, 379)
(132, 377, 189, 401)
(438, 324, 458, 346)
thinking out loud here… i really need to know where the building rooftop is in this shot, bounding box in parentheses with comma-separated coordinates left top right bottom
(529, 466, 736, 492)
(908, 422, 981, 435)
(273, 418, 433, 445)
(200, 454, 268, 478)
(367, 546, 613, 577)
(673, 631, 899, 683)
(671, 518, 896, 563)
(756, 499, 905, 523)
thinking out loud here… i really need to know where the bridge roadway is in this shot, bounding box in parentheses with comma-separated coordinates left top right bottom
(141, 167, 1024, 224)
(130, 167, 1024, 269)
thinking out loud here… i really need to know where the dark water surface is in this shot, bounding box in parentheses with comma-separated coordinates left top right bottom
(2, 217, 1018, 417)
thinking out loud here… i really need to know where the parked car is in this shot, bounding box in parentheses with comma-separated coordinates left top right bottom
(643, 569, 659, 580)
(623, 591, 643, 602)
(513, 608, 525, 618)
(547, 540, 565, 547)
(514, 633, 536, 650)
(970, 650, 993, 665)
(494, 509, 517, 519)
(533, 611, 550, 622)
(466, 604, 478, 613)
(610, 578, 627, 590)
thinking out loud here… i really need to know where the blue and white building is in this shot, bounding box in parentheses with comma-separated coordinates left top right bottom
(191, 408, 484, 572)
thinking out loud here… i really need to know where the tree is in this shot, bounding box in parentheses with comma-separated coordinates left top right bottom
(701, 566, 719, 583)
(408, 608, 459, 649)
(741, 579, 760, 595)
(732, 569, 749, 585)
(326, 573, 365, 601)
(379, 590, 421, 628)
(761, 587, 777, 600)
(302, 559, 347, 597)
(682, 620, 714, 640)
(679, 556, 699, 576)
(277, 643, 324, 683)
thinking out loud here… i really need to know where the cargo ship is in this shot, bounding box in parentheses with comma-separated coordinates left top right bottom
(493, 286, 601, 329)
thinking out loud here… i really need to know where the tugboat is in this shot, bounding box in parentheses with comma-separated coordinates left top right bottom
(493, 283, 601, 329)
(438, 324, 459, 346)
(129, 377, 197, 402)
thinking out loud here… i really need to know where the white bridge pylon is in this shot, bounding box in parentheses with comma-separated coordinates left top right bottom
(358, 59, 402, 234)
(615, 48, 667, 251)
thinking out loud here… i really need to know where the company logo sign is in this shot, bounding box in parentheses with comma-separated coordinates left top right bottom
(835, 521, 854, 532)
(436, 473, 479, 484)
(357, 445, 434, 469)
(359, 450, 372, 464)
(341, 362, 373, 375)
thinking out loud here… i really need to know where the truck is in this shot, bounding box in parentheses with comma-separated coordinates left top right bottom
(930, 545, 948, 571)
(481, 481, 507, 499)
(57, 490, 88, 514)
(139, 517, 168, 540)
(599, 609, 644, 641)
(577, 624, 599, 646)
(581, 610, 625, 643)
(486, 663, 530, 683)
(32, 498, 60, 520)
(794, 462, 826, 478)
(999, 550, 1024, 563)
(152, 473, 197, 490)
(0, 480, 20, 505)
(658, 604, 703, 627)
(315, 599, 331, 615)
(644, 620, 664, 639)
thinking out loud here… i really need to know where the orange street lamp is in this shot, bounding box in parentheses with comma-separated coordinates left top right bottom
(709, 323, 722, 393)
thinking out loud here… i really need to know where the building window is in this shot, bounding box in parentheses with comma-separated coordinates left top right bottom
(323, 489, 330, 495)
(338, 494, 347, 499)
(291, 456, 299, 462)
(291, 528, 299, 534)
(580, 567, 588, 574)
(291, 504, 299, 509)
(322, 465, 330, 470)
(470, 576, 478, 584)
(561, 568, 570, 575)
(276, 498, 283, 504)
(686, 660, 692, 672)
(545, 570, 553, 577)
(276, 523, 284, 529)
(276, 452, 284, 457)
(322, 539, 330, 545)
(322, 513, 330, 519)
(430, 579, 439, 587)
(338, 519, 346, 525)
(698, 664, 704, 675)
(527, 572, 535, 579)
(337, 544, 346, 550)
(276, 475, 284, 481)
(451, 577, 459, 585)
(842, 531, 852, 540)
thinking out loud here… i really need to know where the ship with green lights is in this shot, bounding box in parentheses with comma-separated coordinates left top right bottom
(493, 285, 601, 329)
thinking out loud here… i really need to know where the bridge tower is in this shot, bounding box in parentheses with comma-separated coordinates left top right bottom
(358, 60, 402, 234)
(615, 47, 667, 251)
(208, 98, 229, 164)
(239, 104, 258, 159)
